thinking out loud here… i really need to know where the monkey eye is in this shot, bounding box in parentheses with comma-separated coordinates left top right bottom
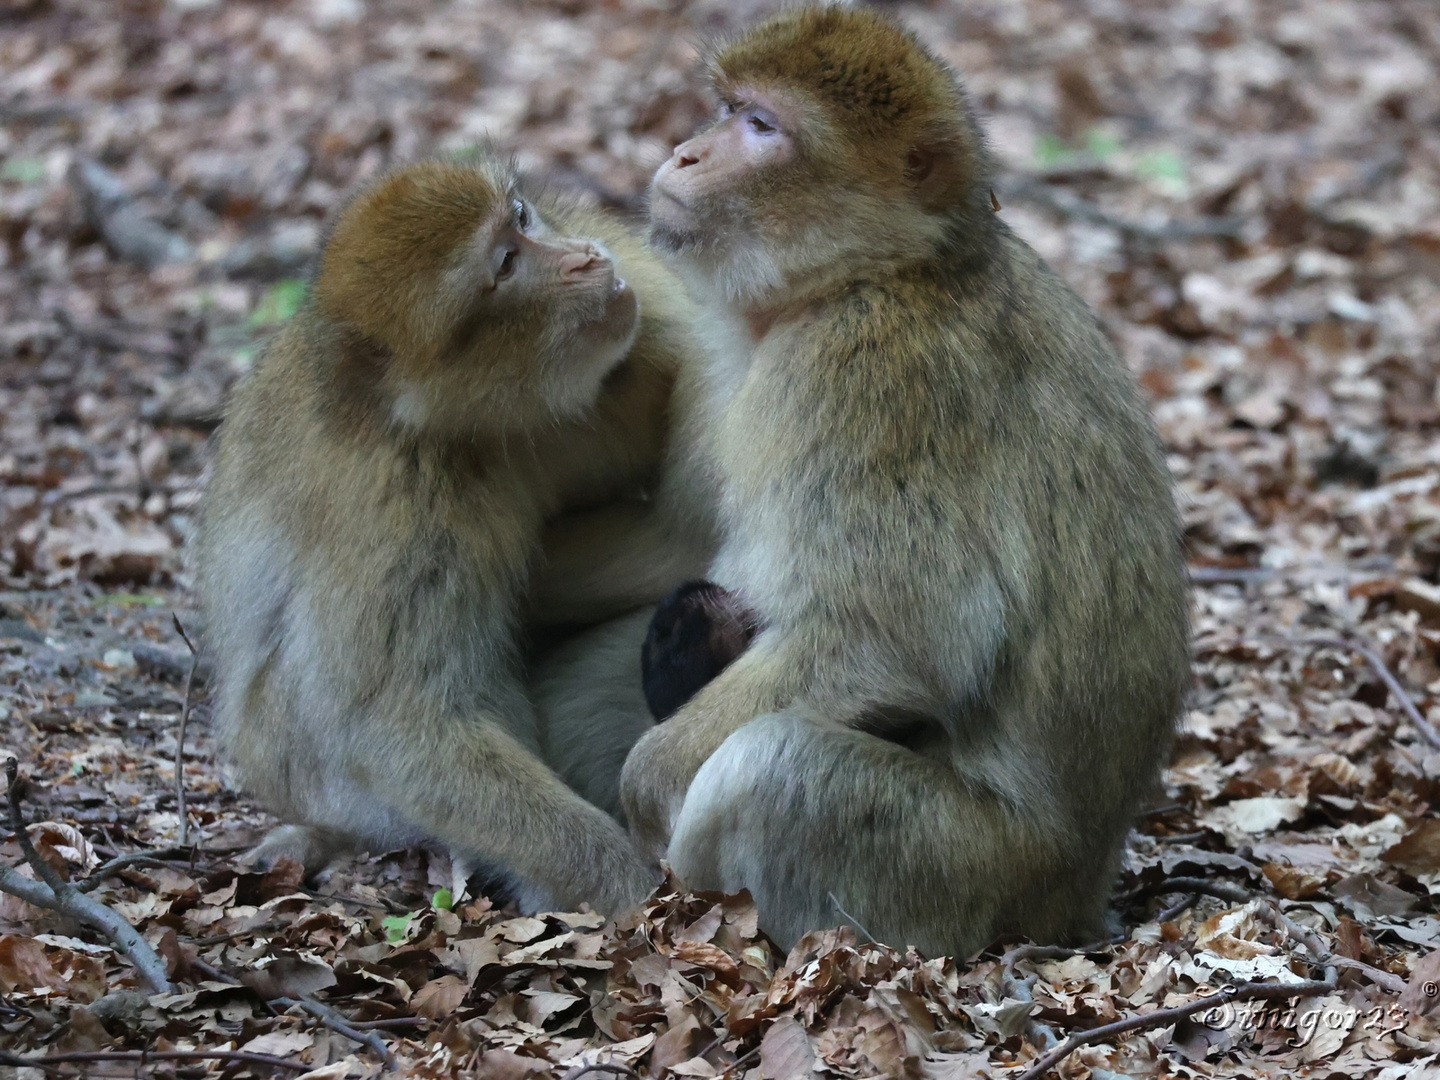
(513, 198, 530, 231)
(496, 247, 518, 282)
(747, 109, 779, 135)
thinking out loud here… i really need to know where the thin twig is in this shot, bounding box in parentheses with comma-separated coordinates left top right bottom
(1252, 902, 1407, 992)
(275, 995, 395, 1066)
(1328, 955, 1407, 993)
(1014, 967, 1337, 1080)
(727, 1043, 763, 1073)
(559, 1063, 643, 1080)
(348, 1015, 429, 1030)
(828, 891, 875, 944)
(172, 613, 199, 845)
(188, 921, 284, 947)
(1001, 934, 1126, 975)
(1309, 636, 1440, 750)
(1133, 876, 1253, 905)
(0, 1047, 309, 1073)
(1156, 893, 1199, 922)
(0, 758, 174, 994)
(76, 845, 192, 892)
(189, 955, 238, 984)
(1144, 876, 1407, 992)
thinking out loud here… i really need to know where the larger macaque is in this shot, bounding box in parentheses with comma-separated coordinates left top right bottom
(619, 7, 1191, 955)
(197, 157, 706, 914)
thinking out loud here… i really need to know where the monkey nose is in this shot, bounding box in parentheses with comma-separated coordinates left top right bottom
(559, 247, 605, 280)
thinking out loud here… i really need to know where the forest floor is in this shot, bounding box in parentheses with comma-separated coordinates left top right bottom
(2, 0, 1440, 1077)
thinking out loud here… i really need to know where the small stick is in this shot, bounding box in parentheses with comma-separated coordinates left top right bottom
(1310, 636, 1440, 750)
(1155, 893, 1198, 923)
(828, 891, 875, 944)
(1014, 967, 1337, 1080)
(172, 613, 200, 845)
(727, 1043, 763, 1073)
(275, 995, 395, 1066)
(188, 921, 284, 947)
(0, 758, 173, 994)
(1251, 902, 1406, 992)
(559, 1063, 643, 1080)
(1133, 876, 1252, 905)
(1001, 934, 1126, 974)
(348, 1015, 428, 1030)
(76, 845, 192, 892)
(0, 1047, 309, 1073)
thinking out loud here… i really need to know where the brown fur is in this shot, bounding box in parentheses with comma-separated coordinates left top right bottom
(197, 155, 702, 913)
(623, 6, 1191, 955)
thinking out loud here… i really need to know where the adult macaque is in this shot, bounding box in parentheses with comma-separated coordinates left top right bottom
(197, 157, 706, 914)
(642, 580, 758, 720)
(620, 7, 1191, 955)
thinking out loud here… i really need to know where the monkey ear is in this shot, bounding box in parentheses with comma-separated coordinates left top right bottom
(904, 133, 970, 212)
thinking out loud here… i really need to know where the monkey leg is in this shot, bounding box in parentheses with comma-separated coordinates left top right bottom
(667, 712, 1113, 958)
(531, 609, 655, 819)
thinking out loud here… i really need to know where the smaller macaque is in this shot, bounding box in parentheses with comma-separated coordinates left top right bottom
(642, 580, 758, 720)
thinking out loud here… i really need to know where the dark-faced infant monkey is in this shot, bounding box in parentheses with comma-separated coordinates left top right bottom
(619, 6, 1191, 956)
(642, 580, 758, 720)
(197, 156, 706, 914)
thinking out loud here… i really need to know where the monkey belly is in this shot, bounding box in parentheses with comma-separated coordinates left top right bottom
(668, 711, 1112, 956)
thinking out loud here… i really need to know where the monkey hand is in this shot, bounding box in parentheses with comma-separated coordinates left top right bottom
(619, 719, 708, 857)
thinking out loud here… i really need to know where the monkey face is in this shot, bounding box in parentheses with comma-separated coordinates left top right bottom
(315, 159, 640, 439)
(442, 191, 641, 427)
(648, 9, 987, 305)
(648, 87, 808, 300)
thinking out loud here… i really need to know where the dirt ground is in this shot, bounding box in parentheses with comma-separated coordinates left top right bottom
(1, 0, 1439, 1077)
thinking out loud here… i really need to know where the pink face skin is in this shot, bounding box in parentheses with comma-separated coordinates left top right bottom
(649, 88, 799, 237)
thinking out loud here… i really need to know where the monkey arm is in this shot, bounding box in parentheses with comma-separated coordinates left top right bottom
(362, 702, 660, 913)
(529, 500, 714, 626)
(618, 631, 805, 854)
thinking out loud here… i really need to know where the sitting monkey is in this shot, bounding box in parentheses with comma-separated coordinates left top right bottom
(616, 7, 1191, 956)
(197, 157, 706, 914)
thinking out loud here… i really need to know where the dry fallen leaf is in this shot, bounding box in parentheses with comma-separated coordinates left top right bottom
(760, 1015, 816, 1080)
(1382, 820, 1440, 875)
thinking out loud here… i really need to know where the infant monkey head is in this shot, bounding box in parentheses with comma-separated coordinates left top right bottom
(316, 159, 639, 438)
(648, 6, 992, 302)
(642, 581, 758, 721)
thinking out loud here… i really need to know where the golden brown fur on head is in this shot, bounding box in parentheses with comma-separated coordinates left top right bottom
(710, 5, 968, 167)
(316, 159, 639, 439)
(316, 160, 504, 365)
(650, 4, 994, 305)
